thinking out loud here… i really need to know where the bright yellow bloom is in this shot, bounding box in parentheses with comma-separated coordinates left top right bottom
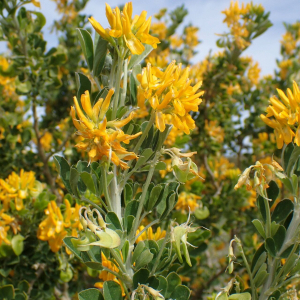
(281, 32, 297, 55)
(137, 61, 203, 134)
(205, 120, 225, 143)
(248, 62, 260, 85)
(71, 90, 141, 169)
(175, 192, 200, 213)
(40, 132, 53, 152)
(260, 81, 300, 149)
(0, 209, 19, 245)
(95, 252, 125, 295)
(151, 22, 167, 40)
(185, 26, 199, 48)
(135, 226, 166, 243)
(37, 199, 82, 252)
(0, 170, 38, 211)
(278, 59, 293, 80)
(31, 0, 41, 8)
(89, 2, 160, 55)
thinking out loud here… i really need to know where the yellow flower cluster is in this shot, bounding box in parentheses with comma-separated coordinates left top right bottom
(151, 22, 167, 40)
(0, 209, 19, 246)
(37, 199, 82, 252)
(0, 170, 38, 211)
(221, 1, 251, 50)
(208, 157, 241, 183)
(71, 90, 141, 169)
(247, 62, 261, 85)
(278, 60, 293, 80)
(175, 192, 200, 213)
(89, 2, 160, 55)
(135, 226, 166, 243)
(137, 61, 203, 134)
(205, 120, 225, 143)
(281, 32, 297, 55)
(260, 81, 300, 149)
(0, 57, 16, 99)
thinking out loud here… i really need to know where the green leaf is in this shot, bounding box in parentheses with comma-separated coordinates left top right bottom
(135, 249, 154, 270)
(0, 285, 14, 300)
(70, 167, 80, 198)
(125, 200, 139, 221)
(80, 172, 97, 195)
(126, 215, 135, 234)
(15, 78, 32, 94)
(253, 269, 268, 287)
(78, 288, 104, 300)
(133, 268, 150, 288)
(75, 72, 92, 101)
(53, 156, 71, 193)
(93, 37, 108, 76)
(160, 191, 178, 220)
(106, 212, 122, 231)
(132, 241, 145, 264)
(11, 234, 24, 256)
(157, 276, 168, 297)
(122, 240, 129, 262)
(170, 285, 190, 300)
(284, 143, 294, 171)
(286, 145, 300, 177)
(280, 244, 296, 258)
(63, 237, 82, 260)
(145, 184, 163, 211)
(252, 252, 267, 276)
(84, 261, 103, 271)
(252, 219, 266, 239)
(165, 272, 181, 298)
(266, 180, 279, 207)
(257, 195, 267, 223)
(273, 225, 286, 251)
(271, 199, 294, 223)
(103, 281, 122, 300)
(32, 12, 46, 30)
(228, 293, 251, 300)
(77, 29, 94, 70)
(134, 148, 154, 171)
(282, 253, 299, 276)
(17, 281, 29, 293)
(124, 184, 133, 206)
(265, 238, 276, 257)
(128, 44, 153, 69)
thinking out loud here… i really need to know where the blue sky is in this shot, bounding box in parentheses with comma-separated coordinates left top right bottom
(1, 0, 299, 75)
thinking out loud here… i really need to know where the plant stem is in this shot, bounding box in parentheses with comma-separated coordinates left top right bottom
(101, 165, 113, 211)
(150, 227, 170, 276)
(112, 55, 124, 119)
(120, 58, 128, 107)
(235, 236, 257, 300)
(81, 196, 106, 215)
(130, 151, 160, 243)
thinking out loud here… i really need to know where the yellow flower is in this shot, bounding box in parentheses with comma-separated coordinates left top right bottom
(0, 209, 19, 245)
(205, 120, 225, 143)
(0, 170, 38, 211)
(89, 2, 160, 55)
(248, 62, 260, 85)
(31, 0, 41, 8)
(278, 59, 293, 80)
(175, 192, 200, 213)
(40, 132, 53, 152)
(185, 26, 199, 48)
(151, 22, 167, 40)
(137, 61, 204, 134)
(71, 90, 141, 169)
(95, 252, 125, 295)
(222, 1, 248, 26)
(260, 81, 300, 149)
(135, 226, 166, 243)
(281, 32, 297, 55)
(37, 199, 82, 252)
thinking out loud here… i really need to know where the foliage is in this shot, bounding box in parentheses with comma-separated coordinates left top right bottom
(0, 0, 299, 299)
